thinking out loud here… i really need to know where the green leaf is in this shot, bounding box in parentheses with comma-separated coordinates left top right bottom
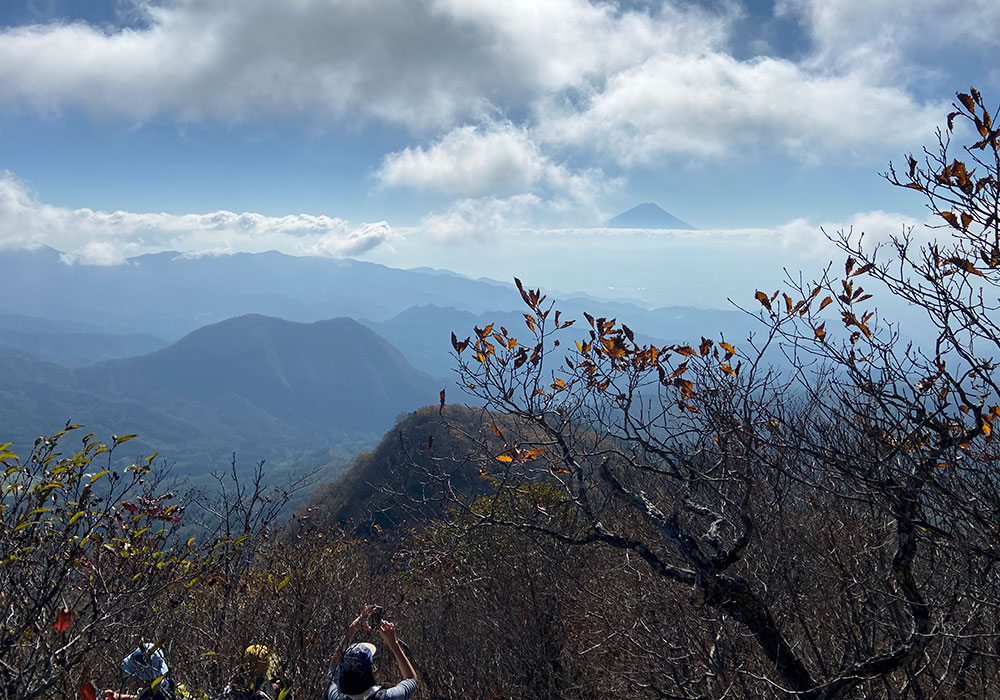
(89, 470, 110, 484)
(68, 511, 85, 526)
(276, 574, 293, 592)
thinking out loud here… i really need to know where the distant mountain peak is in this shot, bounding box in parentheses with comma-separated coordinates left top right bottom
(604, 203, 695, 230)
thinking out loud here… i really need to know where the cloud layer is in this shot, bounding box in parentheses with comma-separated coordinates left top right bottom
(0, 166, 939, 315)
(0, 0, 986, 240)
(377, 122, 619, 210)
(0, 173, 394, 264)
(0, 0, 719, 129)
(0, 0, 960, 161)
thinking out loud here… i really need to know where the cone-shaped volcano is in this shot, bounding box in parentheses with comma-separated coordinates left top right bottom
(604, 203, 694, 229)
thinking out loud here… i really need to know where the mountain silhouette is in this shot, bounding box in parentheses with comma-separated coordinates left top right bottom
(0, 246, 520, 339)
(77, 314, 441, 434)
(0, 313, 167, 366)
(604, 203, 695, 229)
(0, 314, 443, 477)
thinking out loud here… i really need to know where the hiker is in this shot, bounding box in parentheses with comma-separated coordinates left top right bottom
(327, 604, 417, 700)
(218, 644, 291, 700)
(103, 643, 176, 700)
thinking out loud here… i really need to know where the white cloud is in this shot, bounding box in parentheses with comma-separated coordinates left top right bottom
(61, 240, 140, 267)
(420, 194, 544, 240)
(537, 53, 947, 165)
(378, 122, 619, 201)
(1, 0, 990, 245)
(378, 124, 549, 196)
(777, 0, 1000, 80)
(0, 0, 727, 129)
(310, 221, 395, 258)
(0, 173, 49, 251)
(773, 209, 928, 258)
(0, 0, 974, 178)
(360, 211, 932, 309)
(414, 200, 930, 257)
(432, 0, 730, 91)
(0, 172, 394, 263)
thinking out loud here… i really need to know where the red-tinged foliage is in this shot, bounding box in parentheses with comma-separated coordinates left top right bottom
(53, 606, 73, 634)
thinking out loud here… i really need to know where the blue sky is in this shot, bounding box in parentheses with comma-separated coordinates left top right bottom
(0, 0, 996, 308)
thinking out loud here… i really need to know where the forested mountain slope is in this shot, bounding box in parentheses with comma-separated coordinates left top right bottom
(0, 315, 441, 475)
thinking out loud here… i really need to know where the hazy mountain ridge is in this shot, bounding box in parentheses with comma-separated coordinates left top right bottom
(1, 314, 441, 474)
(0, 313, 168, 366)
(0, 246, 521, 339)
(2, 246, 764, 480)
(3, 246, 752, 353)
(364, 301, 759, 378)
(77, 315, 442, 432)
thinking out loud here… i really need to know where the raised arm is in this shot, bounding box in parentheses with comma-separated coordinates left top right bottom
(376, 621, 416, 681)
(333, 604, 374, 669)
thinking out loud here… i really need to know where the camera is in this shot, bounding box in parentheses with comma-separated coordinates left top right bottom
(369, 606, 384, 629)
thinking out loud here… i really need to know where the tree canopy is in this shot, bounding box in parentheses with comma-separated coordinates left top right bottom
(432, 87, 1000, 698)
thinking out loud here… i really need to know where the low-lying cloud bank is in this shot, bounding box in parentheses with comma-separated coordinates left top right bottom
(0, 173, 395, 265)
(0, 169, 934, 309)
(0, 170, 927, 270)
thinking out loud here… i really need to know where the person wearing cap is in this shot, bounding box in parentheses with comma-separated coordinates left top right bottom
(327, 605, 417, 700)
(103, 643, 175, 700)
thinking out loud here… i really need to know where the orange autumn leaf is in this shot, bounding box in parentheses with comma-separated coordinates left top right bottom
(755, 290, 772, 312)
